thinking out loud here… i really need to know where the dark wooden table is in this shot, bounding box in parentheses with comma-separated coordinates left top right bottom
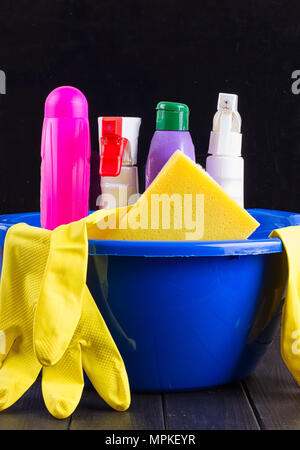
(0, 327, 299, 430)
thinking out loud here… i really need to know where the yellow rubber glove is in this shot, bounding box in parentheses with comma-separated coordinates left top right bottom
(0, 225, 47, 410)
(34, 206, 130, 366)
(42, 285, 130, 419)
(0, 209, 130, 419)
(270, 226, 300, 384)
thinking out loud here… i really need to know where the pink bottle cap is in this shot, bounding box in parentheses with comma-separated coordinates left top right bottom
(44, 86, 88, 118)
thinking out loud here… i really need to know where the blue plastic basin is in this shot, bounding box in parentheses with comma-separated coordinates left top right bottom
(0, 209, 298, 391)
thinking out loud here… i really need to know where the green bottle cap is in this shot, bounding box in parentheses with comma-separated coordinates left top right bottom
(156, 101, 190, 131)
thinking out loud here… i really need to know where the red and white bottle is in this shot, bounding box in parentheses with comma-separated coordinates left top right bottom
(98, 117, 141, 209)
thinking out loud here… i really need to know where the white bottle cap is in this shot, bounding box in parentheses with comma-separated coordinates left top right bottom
(208, 93, 242, 157)
(99, 166, 139, 209)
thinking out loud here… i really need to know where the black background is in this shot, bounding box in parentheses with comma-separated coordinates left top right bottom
(0, 0, 300, 214)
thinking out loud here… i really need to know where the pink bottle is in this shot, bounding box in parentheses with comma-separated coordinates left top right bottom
(40, 86, 91, 230)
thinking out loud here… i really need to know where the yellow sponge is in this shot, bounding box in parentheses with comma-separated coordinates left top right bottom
(103, 151, 259, 241)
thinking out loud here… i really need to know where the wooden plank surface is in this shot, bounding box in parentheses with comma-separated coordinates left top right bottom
(1, 326, 299, 430)
(0, 376, 70, 430)
(163, 383, 259, 430)
(243, 326, 300, 430)
(70, 389, 165, 430)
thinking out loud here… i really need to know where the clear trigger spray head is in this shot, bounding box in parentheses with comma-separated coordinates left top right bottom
(213, 93, 241, 134)
(210, 93, 242, 156)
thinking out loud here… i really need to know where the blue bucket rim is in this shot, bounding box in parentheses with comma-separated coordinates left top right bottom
(0, 209, 292, 257)
(88, 237, 282, 256)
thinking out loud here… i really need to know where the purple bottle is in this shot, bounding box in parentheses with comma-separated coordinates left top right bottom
(145, 101, 195, 188)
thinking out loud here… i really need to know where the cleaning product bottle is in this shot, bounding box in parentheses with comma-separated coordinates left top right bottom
(98, 117, 141, 209)
(41, 86, 91, 230)
(145, 101, 195, 188)
(206, 93, 244, 207)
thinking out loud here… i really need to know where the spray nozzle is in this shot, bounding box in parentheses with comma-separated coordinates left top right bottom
(98, 117, 142, 177)
(99, 117, 128, 177)
(209, 93, 242, 157)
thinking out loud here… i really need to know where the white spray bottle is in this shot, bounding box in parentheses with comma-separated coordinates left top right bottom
(206, 93, 244, 207)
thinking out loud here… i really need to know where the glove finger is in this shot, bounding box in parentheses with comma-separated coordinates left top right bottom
(80, 286, 131, 411)
(0, 327, 19, 367)
(34, 221, 88, 366)
(0, 339, 41, 411)
(85, 206, 131, 239)
(42, 342, 84, 420)
(0, 224, 50, 366)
